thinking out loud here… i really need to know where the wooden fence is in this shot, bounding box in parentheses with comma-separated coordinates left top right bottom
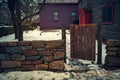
(70, 24, 96, 61)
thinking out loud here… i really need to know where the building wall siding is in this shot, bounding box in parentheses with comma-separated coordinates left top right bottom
(40, 3, 79, 29)
(79, 0, 120, 40)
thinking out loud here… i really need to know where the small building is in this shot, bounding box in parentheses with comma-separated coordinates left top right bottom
(78, 0, 120, 40)
(39, 1, 79, 29)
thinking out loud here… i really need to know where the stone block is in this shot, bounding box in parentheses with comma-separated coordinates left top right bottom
(105, 66, 119, 70)
(44, 56, 53, 63)
(21, 65, 34, 71)
(0, 54, 10, 60)
(4, 68, 21, 72)
(0, 47, 5, 53)
(32, 60, 43, 65)
(1, 61, 21, 68)
(18, 41, 31, 46)
(0, 66, 3, 72)
(36, 48, 45, 51)
(38, 50, 52, 56)
(11, 54, 25, 60)
(53, 51, 64, 60)
(118, 51, 120, 56)
(21, 46, 32, 50)
(8, 42, 17, 46)
(106, 47, 120, 52)
(35, 64, 48, 70)
(32, 41, 45, 48)
(26, 56, 40, 61)
(5, 47, 22, 54)
(21, 61, 32, 65)
(0, 42, 8, 47)
(46, 40, 64, 49)
(106, 52, 117, 56)
(106, 39, 120, 47)
(49, 60, 64, 70)
(23, 49, 38, 56)
(105, 55, 120, 67)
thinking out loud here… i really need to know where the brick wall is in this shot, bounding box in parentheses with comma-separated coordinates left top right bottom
(0, 40, 65, 72)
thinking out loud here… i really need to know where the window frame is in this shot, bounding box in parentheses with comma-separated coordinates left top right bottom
(101, 3, 114, 24)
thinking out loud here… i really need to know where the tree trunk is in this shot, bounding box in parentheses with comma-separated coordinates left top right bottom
(10, 11, 19, 39)
(8, 0, 19, 39)
(16, 0, 23, 41)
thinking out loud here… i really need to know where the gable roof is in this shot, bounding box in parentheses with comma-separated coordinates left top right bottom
(38, 0, 79, 3)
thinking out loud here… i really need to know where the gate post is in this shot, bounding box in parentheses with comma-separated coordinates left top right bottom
(97, 23, 102, 64)
(62, 24, 66, 63)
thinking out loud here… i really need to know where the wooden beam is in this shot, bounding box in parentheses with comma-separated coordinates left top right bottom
(62, 24, 66, 63)
(97, 23, 102, 64)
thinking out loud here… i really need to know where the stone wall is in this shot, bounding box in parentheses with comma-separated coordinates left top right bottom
(105, 39, 120, 70)
(0, 40, 65, 72)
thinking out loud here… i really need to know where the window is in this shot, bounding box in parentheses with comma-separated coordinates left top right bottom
(102, 4, 114, 24)
(71, 12, 77, 21)
(71, 12, 78, 24)
(53, 11, 59, 21)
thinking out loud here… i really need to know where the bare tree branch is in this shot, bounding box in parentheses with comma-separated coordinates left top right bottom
(20, 0, 46, 23)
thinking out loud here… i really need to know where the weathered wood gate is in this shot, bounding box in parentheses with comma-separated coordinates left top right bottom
(70, 24, 96, 61)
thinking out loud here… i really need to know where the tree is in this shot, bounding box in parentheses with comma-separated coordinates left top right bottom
(7, 0, 46, 41)
(0, 0, 11, 25)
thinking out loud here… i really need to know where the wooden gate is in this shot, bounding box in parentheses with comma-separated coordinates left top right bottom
(70, 24, 96, 61)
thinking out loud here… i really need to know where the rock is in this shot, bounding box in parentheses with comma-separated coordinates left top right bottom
(53, 51, 64, 60)
(11, 54, 25, 60)
(0, 66, 3, 72)
(106, 47, 120, 52)
(21, 65, 34, 71)
(88, 64, 100, 70)
(5, 46, 22, 54)
(105, 55, 120, 68)
(18, 41, 31, 46)
(0, 42, 8, 46)
(32, 41, 45, 48)
(44, 56, 53, 63)
(106, 39, 120, 47)
(45, 40, 64, 49)
(0, 47, 5, 53)
(8, 42, 17, 46)
(21, 61, 32, 65)
(4, 68, 21, 72)
(106, 52, 117, 56)
(21, 46, 32, 50)
(49, 60, 64, 70)
(35, 64, 48, 70)
(1, 61, 21, 68)
(64, 63, 73, 71)
(0, 54, 10, 60)
(32, 60, 43, 65)
(38, 50, 52, 56)
(23, 49, 38, 56)
(26, 56, 40, 61)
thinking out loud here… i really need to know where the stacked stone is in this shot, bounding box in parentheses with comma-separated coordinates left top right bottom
(105, 39, 120, 70)
(0, 40, 65, 72)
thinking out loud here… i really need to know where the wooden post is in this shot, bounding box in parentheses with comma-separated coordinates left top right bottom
(97, 23, 102, 64)
(62, 24, 66, 63)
